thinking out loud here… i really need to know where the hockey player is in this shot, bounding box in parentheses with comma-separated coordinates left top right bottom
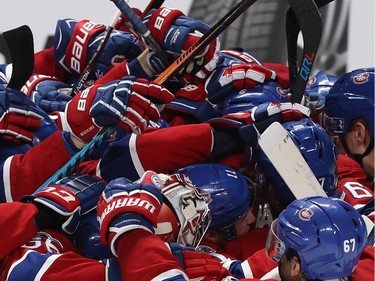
(256, 118, 338, 216)
(252, 196, 370, 281)
(323, 68, 374, 180)
(0, 75, 174, 202)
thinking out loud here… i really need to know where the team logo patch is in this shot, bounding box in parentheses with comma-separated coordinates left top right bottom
(306, 76, 316, 88)
(151, 174, 162, 188)
(299, 208, 314, 221)
(277, 86, 287, 97)
(353, 72, 369, 84)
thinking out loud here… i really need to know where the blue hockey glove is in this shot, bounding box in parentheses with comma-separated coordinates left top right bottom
(23, 173, 106, 234)
(22, 74, 72, 113)
(205, 51, 277, 104)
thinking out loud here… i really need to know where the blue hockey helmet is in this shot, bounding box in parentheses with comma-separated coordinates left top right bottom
(218, 81, 289, 116)
(266, 196, 367, 280)
(256, 118, 338, 206)
(323, 68, 374, 136)
(177, 163, 254, 241)
(305, 70, 338, 98)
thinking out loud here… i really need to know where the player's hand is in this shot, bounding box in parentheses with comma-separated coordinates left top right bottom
(145, 7, 220, 82)
(96, 171, 163, 256)
(169, 243, 232, 280)
(23, 173, 106, 234)
(22, 74, 72, 113)
(0, 84, 44, 144)
(53, 19, 143, 82)
(205, 53, 277, 104)
(55, 76, 174, 144)
(208, 102, 310, 146)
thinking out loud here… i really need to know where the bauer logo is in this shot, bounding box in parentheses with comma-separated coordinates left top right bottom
(353, 72, 369, 84)
(298, 208, 314, 221)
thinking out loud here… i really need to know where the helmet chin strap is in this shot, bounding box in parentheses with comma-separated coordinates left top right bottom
(340, 135, 374, 168)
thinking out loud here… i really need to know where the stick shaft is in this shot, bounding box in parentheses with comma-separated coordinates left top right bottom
(110, 0, 170, 65)
(155, 0, 258, 84)
(286, 0, 323, 103)
(71, 11, 122, 96)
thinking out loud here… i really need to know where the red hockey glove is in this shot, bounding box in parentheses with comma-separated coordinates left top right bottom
(97, 171, 164, 256)
(55, 76, 174, 143)
(209, 102, 310, 147)
(169, 243, 232, 280)
(53, 19, 143, 83)
(145, 7, 220, 82)
(0, 84, 44, 144)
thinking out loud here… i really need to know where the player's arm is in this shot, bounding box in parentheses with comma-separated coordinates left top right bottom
(97, 171, 188, 280)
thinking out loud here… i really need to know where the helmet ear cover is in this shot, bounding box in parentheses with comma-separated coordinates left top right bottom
(324, 68, 374, 136)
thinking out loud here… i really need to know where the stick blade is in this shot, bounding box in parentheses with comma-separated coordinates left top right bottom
(258, 122, 327, 199)
(2, 25, 34, 89)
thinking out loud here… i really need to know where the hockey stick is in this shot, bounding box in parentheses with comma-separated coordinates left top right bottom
(33, 127, 116, 193)
(70, 10, 122, 96)
(2, 25, 34, 90)
(140, 0, 165, 17)
(258, 121, 327, 198)
(109, 0, 171, 65)
(286, 0, 323, 104)
(34, 0, 257, 193)
(154, 0, 258, 84)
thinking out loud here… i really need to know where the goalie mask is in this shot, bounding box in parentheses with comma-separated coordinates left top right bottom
(177, 163, 255, 241)
(155, 173, 211, 247)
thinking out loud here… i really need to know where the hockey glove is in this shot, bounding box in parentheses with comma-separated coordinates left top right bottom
(97, 171, 164, 256)
(23, 173, 106, 234)
(209, 102, 310, 147)
(55, 76, 174, 143)
(145, 7, 220, 82)
(205, 52, 277, 104)
(22, 74, 72, 114)
(0, 84, 44, 144)
(169, 243, 232, 280)
(54, 19, 143, 82)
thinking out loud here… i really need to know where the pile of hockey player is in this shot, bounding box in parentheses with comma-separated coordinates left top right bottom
(0, 4, 373, 281)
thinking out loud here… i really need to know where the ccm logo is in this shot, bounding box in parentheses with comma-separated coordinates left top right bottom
(70, 21, 97, 73)
(153, 8, 172, 30)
